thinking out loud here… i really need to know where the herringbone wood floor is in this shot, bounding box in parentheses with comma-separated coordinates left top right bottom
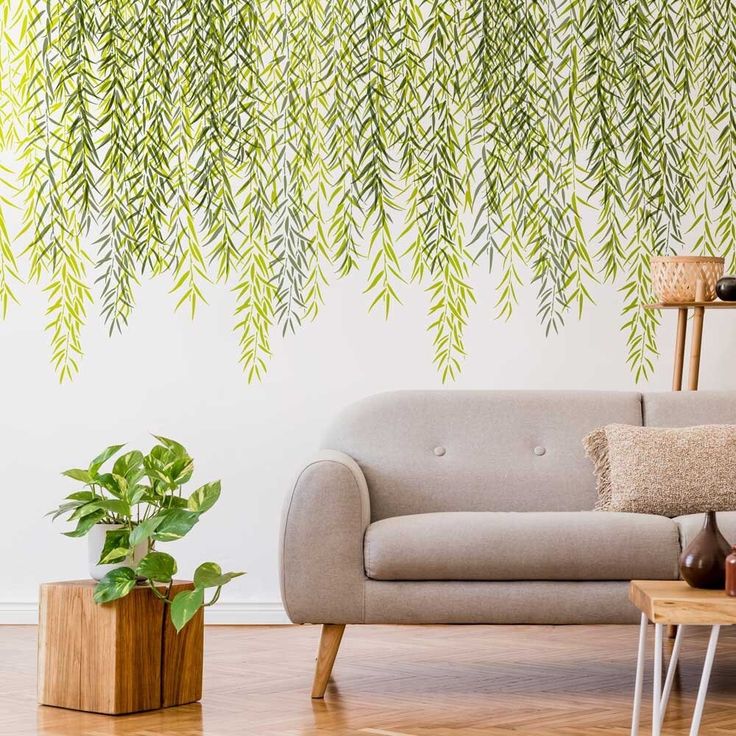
(2, 624, 736, 735)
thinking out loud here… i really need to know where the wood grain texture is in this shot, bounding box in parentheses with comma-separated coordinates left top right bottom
(161, 583, 204, 707)
(312, 624, 345, 698)
(107, 578, 163, 714)
(37, 580, 202, 714)
(630, 580, 736, 624)
(8, 624, 736, 735)
(37, 583, 84, 710)
(688, 305, 705, 390)
(644, 302, 736, 309)
(672, 307, 687, 391)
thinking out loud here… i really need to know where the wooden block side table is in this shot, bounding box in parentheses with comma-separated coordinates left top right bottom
(628, 580, 736, 736)
(38, 580, 203, 715)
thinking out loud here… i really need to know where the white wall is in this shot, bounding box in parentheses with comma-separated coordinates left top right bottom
(2, 257, 736, 623)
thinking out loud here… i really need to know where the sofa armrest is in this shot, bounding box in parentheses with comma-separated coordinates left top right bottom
(280, 450, 370, 623)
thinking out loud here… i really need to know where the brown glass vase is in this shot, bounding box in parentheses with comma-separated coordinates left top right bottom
(679, 510, 731, 589)
(726, 546, 736, 596)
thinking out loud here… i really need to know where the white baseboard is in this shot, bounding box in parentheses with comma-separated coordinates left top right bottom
(0, 601, 290, 625)
(0, 602, 38, 625)
(204, 601, 290, 625)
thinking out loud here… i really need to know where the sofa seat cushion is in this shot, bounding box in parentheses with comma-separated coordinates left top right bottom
(674, 512, 736, 549)
(364, 511, 680, 581)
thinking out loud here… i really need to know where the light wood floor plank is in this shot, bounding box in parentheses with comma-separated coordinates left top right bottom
(2, 624, 736, 734)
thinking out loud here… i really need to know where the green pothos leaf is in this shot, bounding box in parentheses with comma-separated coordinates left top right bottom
(63, 510, 105, 537)
(193, 562, 245, 589)
(61, 468, 91, 483)
(89, 445, 125, 477)
(93, 568, 138, 604)
(170, 588, 204, 632)
(151, 509, 200, 542)
(98, 528, 131, 564)
(136, 551, 177, 583)
(187, 481, 221, 513)
(129, 516, 163, 548)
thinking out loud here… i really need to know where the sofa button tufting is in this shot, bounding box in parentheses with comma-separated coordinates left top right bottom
(433, 446, 446, 457)
(534, 446, 546, 456)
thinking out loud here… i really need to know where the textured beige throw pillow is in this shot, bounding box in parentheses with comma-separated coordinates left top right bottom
(583, 424, 736, 516)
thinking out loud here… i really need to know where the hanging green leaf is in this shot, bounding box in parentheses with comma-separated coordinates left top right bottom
(136, 551, 177, 583)
(2, 0, 735, 384)
(170, 587, 204, 632)
(193, 561, 244, 589)
(93, 567, 138, 603)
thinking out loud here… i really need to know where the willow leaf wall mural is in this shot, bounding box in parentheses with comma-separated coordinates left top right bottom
(0, 0, 734, 382)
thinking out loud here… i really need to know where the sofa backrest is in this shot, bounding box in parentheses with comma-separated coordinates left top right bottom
(642, 391, 736, 427)
(322, 390, 644, 521)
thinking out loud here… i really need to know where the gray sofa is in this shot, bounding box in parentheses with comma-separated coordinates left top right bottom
(280, 390, 736, 696)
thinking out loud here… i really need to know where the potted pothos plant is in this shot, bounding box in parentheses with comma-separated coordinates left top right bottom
(48, 436, 244, 631)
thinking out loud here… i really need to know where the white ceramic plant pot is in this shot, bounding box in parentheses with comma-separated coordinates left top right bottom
(88, 523, 148, 581)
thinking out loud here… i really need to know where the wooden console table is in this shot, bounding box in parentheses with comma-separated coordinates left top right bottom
(644, 302, 736, 390)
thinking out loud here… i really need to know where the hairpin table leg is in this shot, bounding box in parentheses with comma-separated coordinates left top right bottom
(689, 625, 720, 736)
(652, 623, 664, 736)
(660, 624, 684, 726)
(631, 612, 648, 736)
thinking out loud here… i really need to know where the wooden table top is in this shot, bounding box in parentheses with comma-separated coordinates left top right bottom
(644, 301, 736, 309)
(629, 580, 736, 624)
(40, 579, 193, 588)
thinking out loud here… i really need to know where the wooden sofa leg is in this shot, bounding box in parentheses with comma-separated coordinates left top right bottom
(667, 624, 677, 639)
(311, 624, 345, 699)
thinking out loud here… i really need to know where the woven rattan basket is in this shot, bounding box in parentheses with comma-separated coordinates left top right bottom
(651, 256, 724, 304)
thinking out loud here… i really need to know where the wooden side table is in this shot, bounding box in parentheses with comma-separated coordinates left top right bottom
(38, 580, 203, 714)
(628, 580, 736, 736)
(644, 302, 736, 390)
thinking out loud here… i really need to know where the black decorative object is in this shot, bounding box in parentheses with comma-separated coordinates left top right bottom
(716, 276, 736, 301)
(679, 510, 731, 589)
